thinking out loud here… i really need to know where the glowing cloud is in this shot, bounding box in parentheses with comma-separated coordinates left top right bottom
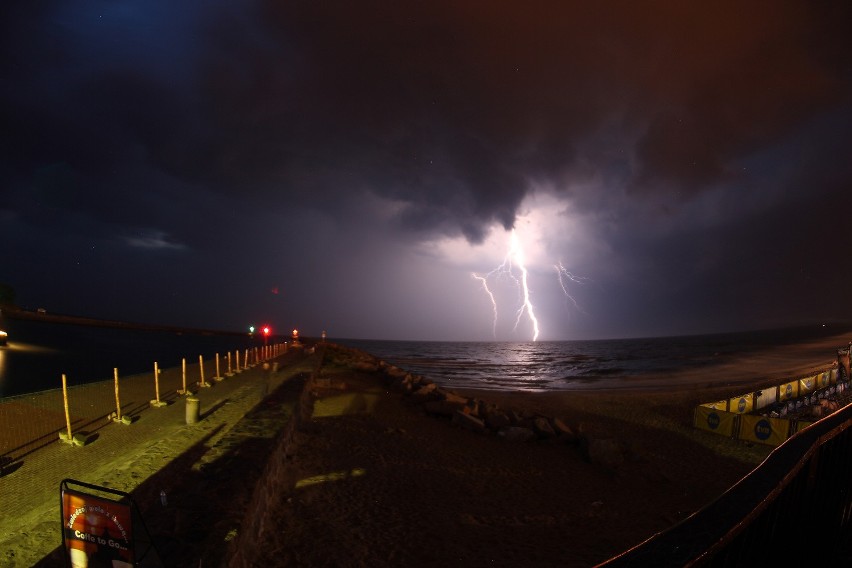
(421, 192, 591, 341)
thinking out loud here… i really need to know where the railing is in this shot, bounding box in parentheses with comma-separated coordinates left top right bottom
(599, 402, 852, 566)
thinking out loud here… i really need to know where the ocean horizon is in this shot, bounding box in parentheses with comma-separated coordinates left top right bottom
(1, 317, 848, 397)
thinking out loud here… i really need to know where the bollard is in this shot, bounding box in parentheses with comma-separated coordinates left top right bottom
(186, 396, 200, 424)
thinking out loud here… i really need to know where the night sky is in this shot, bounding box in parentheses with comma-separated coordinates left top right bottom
(2, 2, 851, 341)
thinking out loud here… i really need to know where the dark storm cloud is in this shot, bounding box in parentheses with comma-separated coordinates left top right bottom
(2, 1, 851, 338)
(5, 2, 850, 235)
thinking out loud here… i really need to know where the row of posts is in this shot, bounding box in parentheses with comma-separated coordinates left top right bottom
(60, 342, 289, 444)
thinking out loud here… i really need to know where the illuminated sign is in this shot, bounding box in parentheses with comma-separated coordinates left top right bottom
(61, 481, 135, 567)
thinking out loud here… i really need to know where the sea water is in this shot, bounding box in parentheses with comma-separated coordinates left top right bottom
(0, 318, 258, 398)
(0, 317, 845, 397)
(339, 326, 849, 392)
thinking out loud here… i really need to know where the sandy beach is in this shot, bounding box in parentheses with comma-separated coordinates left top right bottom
(241, 333, 846, 567)
(0, 332, 848, 566)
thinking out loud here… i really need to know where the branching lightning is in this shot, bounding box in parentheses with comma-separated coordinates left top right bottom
(472, 230, 587, 342)
(555, 261, 589, 314)
(472, 229, 540, 341)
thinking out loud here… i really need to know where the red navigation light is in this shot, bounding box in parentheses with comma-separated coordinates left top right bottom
(262, 326, 271, 336)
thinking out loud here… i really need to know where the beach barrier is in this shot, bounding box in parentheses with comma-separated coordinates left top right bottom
(694, 349, 852, 446)
(693, 406, 738, 437)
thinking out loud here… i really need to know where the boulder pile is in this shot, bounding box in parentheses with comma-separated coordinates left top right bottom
(322, 344, 628, 467)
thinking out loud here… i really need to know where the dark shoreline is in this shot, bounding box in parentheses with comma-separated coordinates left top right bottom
(1, 306, 248, 337)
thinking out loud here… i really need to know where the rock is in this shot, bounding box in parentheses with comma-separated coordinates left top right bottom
(350, 361, 379, 372)
(485, 411, 512, 431)
(453, 411, 488, 434)
(462, 399, 481, 417)
(412, 382, 438, 397)
(532, 417, 556, 439)
(385, 366, 408, 379)
(424, 400, 466, 416)
(509, 410, 534, 429)
(581, 436, 624, 468)
(440, 390, 469, 405)
(498, 426, 536, 443)
(552, 418, 578, 443)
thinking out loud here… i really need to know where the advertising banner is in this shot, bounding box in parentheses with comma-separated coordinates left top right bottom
(817, 371, 831, 390)
(739, 414, 789, 446)
(693, 406, 737, 437)
(799, 376, 816, 396)
(701, 400, 728, 411)
(728, 394, 753, 414)
(62, 488, 134, 567)
(778, 380, 799, 402)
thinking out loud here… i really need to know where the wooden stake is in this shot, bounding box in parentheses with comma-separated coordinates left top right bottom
(154, 362, 161, 402)
(114, 368, 121, 421)
(62, 374, 73, 440)
(199, 355, 210, 387)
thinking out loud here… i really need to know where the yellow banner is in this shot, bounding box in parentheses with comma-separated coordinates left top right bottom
(739, 415, 789, 446)
(817, 371, 831, 390)
(701, 400, 728, 411)
(778, 381, 799, 401)
(729, 394, 753, 414)
(799, 376, 816, 395)
(694, 406, 737, 437)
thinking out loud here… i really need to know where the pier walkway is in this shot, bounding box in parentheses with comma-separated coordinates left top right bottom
(0, 347, 318, 567)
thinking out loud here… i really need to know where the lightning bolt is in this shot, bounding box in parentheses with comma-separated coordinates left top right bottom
(555, 261, 589, 314)
(473, 229, 540, 341)
(471, 273, 498, 338)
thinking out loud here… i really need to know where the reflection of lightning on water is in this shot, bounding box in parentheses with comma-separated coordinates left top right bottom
(555, 261, 588, 314)
(472, 229, 540, 341)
